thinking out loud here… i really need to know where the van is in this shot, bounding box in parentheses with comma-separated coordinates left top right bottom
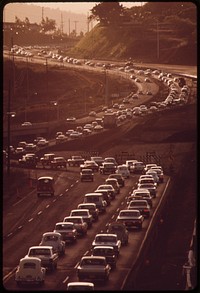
(37, 176, 55, 197)
(83, 193, 107, 213)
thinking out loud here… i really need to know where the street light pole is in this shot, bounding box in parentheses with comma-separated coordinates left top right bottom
(156, 20, 160, 60)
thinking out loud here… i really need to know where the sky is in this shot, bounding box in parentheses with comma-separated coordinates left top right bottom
(33, 2, 144, 15)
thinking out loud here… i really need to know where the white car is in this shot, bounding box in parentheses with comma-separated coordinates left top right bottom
(15, 257, 46, 286)
(39, 232, 65, 256)
(116, 164, 130, 179)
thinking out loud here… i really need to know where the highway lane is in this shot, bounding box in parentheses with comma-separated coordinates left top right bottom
(3, 166, 170, 290)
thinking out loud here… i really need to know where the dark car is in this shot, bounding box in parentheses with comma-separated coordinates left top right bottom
(94, 189, 111, 206)
(92, 246, 117, 269)
(108, 174, 125, 187)
(80, 169, 94, 182)
(19, 153, 38, 168)
(77, 203, 99, 222)
(107, 222, 129, 246)
(99, 162, 117, 175)
(127, 200, 151, 218)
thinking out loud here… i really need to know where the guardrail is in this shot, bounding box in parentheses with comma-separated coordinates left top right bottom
(121, 176, 173, 289)
(182, 219, 196, 290)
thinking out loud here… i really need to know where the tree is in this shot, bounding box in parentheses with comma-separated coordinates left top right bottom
(40, 17, 56, 33)
(89, 2, 125, 25)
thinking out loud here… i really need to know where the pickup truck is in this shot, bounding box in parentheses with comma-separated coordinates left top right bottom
(116, 209, 144, 230)
(92, 233, 121, 256)
(67, 155, 85, 167)
(77, 256, 111, 281)
(25, 246, 58, 271)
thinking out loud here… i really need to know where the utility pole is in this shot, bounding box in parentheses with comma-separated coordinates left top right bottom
(74, 20, 78, 37)
(156, 20, 160, 60)
(87, 12, 89, 33)
(68, 18, 70, 36)
(25, 57, 29, 121)
(42, 6, 44, 20)
(60, 13, 64, 35)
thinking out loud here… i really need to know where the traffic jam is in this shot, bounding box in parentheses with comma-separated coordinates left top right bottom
(5, 154, 169, 291)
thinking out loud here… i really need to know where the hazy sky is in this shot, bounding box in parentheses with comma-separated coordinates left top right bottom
(34, 2, 143, 15)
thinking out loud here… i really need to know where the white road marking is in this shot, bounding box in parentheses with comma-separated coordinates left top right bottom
(62, 276, 69, 283)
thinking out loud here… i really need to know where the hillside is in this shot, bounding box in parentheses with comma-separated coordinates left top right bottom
(70, 23, 197, 65)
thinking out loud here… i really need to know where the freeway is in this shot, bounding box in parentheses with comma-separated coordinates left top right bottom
(3, 164, 170, 290)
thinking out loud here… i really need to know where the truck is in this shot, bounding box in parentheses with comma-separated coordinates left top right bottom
(103, 113, 117, 128)
(67, 155, 85, 167)
(25, 246, 58, 271)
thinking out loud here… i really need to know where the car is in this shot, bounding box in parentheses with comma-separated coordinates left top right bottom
(67, 156, 85, 167)
(80, 168, 94, 182)
(150, 167, 164, 183)
(69, 131, 82, 139)
(70, 209, 93, 228)
(144, 163, 158, 173)
(18, 153, 38, 168)
(83, 193, 107, 213)
(21, 121, 32, 126)
(104, 157, 118, 166)
(130, 161, 145, 173)
(125, 160, 138, 171)
(99, 162, 117, 175)
(146, 169, 160, 184)
(115, 164, 130, 179)
(127, 200, 151, 218)
(77, 203, 99, 222)
(37, 139, 49, 147)
(137, 183, 157, 198)
(92, 234, 121, 256)
(89, 111, 97, 117)
(94, 124, 104, 131)
(67, 282, 94, 291)
(94, 189, 111, 206)
(92, 246, 117, 269)
(15, 257, 46, 286)
(34, 136, 44, 144)
(39, 232, 65, 256)
(116, 209, 144, 230)
(77, 256, 111, 282)
(129, 188, 153, 208)
(37, 176, 55, 197)
(25, 143, 37, 153)
(25, 246, 58, 271)
(90, 156, 104, 166)
(54, 222, 77, 243)
(40, 153, 56, 168)
(137, 177, 157, 188)
(56, 134, 67, 144)
(107, 222, 129, 246)
(80, 160, 99, 172)
(50, 156, 67, 169)
(108, 173, 125, 187)
(105, 178, 120, 194)
(63, 216, 88, 236)
(66, 117, 76, 122)
(96, 184, 116, 200)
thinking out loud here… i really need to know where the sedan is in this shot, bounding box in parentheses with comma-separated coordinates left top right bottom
(37, 139, 49, 147)
(63, 216, 88, 236)
(116, 209, 144, 230)
(77, 256, 111, 282)
(92, 234, 121, 256)
(127, 200, 151, 218)
(21, 121, 32, 126)
(137, 183, 157, 198)
(96, 184, 116, 200)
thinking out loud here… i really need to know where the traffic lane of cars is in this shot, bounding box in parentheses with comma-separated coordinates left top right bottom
(3, 172, 135, 290)
(57, 175, 170, 291)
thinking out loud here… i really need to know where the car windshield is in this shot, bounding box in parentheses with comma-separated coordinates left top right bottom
(23, 262, 36, 269)
(130, 202, 146, 207)
(44, 235, 58, 241)
(120, 211, 140, 217)
(29, 249, 50, 256)
(93, 249, 113, 256)
(95, 236, 116, 242)
(81, 258, 105, 266)
(72, 211, 87, 216)
(66, 218, 81, 223)
(56, 224, 73, 230)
